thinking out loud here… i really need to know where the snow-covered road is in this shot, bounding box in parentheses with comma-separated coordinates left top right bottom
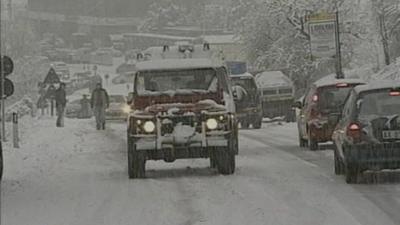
(2, 117, 400, 225)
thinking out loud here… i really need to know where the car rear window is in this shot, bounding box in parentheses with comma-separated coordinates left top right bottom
(357, 90, 400, 119)
(317, 85, 354, 113)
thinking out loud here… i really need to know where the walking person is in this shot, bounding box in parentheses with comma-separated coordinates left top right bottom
(91, 83, 109, 130)
(55, 83, 67, 127)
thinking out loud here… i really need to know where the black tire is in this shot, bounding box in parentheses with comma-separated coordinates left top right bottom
(127, 138, 146, 179)
(285, 114, 292, 123)
(299, 134, 308, 148)
(334, 149, 345, 175)
(253, 116, 262, 129)
(241, 119, 249, 129)
(215, 136, 236, 175)
(209, 151, 217, 169)
(309, 139, 318, 151)
(215, 148, 235, 175)
(308, 131, 318, 151)
(345, 163, 358, 184)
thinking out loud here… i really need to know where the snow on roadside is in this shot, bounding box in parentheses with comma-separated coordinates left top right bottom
(2, 117, 119, 181)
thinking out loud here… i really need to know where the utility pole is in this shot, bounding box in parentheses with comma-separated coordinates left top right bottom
(335, 8, 344, 79)
(7, 0, 11, 20)
(1, 0, 7, 142)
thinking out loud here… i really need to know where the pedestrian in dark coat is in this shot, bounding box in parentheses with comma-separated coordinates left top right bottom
(91, 83, 109, 130)
(55, 83, 67, 127)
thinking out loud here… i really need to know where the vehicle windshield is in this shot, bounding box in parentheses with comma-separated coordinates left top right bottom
(109, 95, 125, 103)
(358, 90, 400, 119)
(136, 68, 218, 95)
(317, 85, 354, 113)
(226, 61, 247, 75)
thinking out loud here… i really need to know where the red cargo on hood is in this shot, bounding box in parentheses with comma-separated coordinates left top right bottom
(133, 92, 224, 113)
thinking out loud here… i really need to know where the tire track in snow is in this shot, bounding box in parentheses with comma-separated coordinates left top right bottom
(94, 123, 205, 225)
(240, 126, 400, 225)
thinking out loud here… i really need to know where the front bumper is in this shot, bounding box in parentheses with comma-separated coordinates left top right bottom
(344, 143, 400, 170)
(132, 131, 230, 151)
(129, 111, 236, 151)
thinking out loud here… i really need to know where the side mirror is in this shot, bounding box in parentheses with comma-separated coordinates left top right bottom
(127, 92, 135, 104)
(292, 101, 302, 109)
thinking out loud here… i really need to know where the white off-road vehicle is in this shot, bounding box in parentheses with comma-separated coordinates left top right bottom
(126, 45, 238, 178)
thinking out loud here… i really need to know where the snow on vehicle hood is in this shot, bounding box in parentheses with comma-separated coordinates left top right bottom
(141, 99, 226, 115)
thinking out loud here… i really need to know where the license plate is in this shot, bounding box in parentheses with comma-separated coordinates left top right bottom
(382, 130, 400, 140)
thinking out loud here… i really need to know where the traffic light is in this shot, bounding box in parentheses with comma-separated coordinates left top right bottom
(0, 55, 15, 99)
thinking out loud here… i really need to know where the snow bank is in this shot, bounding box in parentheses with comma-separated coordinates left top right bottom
(5, 96, 35, 122)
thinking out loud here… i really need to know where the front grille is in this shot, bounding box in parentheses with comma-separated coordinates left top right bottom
(160, 115, 201, 135)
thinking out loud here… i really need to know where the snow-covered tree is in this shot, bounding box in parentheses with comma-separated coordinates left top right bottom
(234, 0, 398, 93)
(371, 0, 400, 65)
(236, 0, 351, 93)
(139, 1, 189, 31)
(2, 17, 38, 59)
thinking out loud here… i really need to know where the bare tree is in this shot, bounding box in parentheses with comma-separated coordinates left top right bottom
(373, 0, 400, 65)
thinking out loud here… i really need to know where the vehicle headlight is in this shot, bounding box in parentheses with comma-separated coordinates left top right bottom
(143, 121, 156, 133)
(123, 105, 131, 113)
(206, 118, 219, 130)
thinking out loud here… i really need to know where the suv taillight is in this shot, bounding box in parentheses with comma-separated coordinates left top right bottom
(312, 94, 319, 102)
(347, 123, 361, 142)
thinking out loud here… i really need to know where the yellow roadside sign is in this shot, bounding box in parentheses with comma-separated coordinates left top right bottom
(306, 12, 336, 22)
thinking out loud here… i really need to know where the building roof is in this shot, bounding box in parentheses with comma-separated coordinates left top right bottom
(200, 35, 240, 44)
(136, 58, 221, 71)
(142, 45, 215, 61)
(123, 33, 195, 41)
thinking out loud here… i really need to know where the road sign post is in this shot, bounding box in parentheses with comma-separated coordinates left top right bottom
(12, 112, 19, 148)
(335, 10, 344, 79)
(307, 11, 343, 78)
(1, 57, 5, 142)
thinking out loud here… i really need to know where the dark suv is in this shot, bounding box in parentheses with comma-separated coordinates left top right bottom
(295, 76, 365, 150)
(332, 81, 400, 183)
(230, 73, 263, 129)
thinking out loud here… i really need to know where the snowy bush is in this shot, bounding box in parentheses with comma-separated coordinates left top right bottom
(5, 96, 35, 122)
